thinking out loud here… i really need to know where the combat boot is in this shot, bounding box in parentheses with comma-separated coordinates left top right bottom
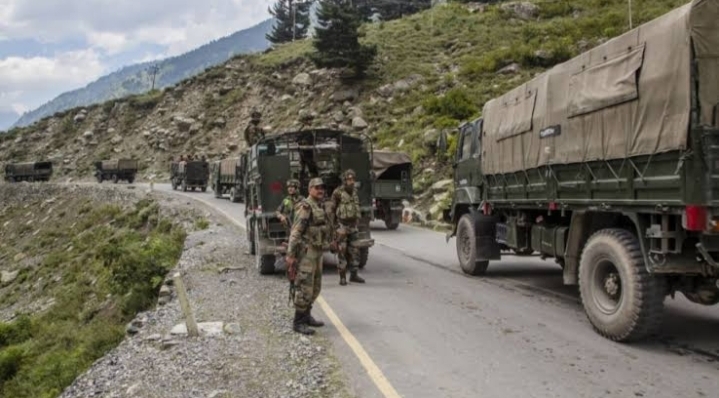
(306, 305, 325, 327)
(350, 271, 365, 284)
(339, 269, 347, 286)
(293, 310, 315, 335)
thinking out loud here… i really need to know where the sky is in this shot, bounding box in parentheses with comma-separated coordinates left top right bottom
(0, 0, 274, 126)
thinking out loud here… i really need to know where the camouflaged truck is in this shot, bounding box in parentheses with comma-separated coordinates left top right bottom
(4, 161, 53, 182)
(371, 150, 413, 230)
(444, 0, 719, 342)
(210, 155, 247, 202)
(244, 129, 375, 275)
(170, 160, 209, 192)
(94, 159, 138, 183)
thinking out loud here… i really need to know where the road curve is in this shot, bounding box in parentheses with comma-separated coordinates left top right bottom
(151, 183, 719, 398)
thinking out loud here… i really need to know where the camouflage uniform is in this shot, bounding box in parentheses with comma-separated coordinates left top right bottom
(276, 179, 303, 227)
(287, 177, 328, 334)
(330, 169, 365, 285)
(244, 110, 265, 146)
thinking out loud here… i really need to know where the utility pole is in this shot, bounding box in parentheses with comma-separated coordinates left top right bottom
(148, 64, 160, 90)
(628, 0, 633, 29)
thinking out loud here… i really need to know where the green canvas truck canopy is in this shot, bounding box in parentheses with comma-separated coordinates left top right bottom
(481, 0, 719, 175)
(372, 150, 412, 178)
(219, 158, 240, 175)
(101, 159, 138, 170)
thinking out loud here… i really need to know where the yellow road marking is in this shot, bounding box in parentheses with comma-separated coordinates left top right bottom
(316, 296, 402, 398)
(165, 190, 402, 398)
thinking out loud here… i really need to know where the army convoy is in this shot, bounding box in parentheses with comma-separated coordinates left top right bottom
(244, 129, 375, 275)
(95, 159, 138, 183)
(444, 0, 719, 342)
(210, 156, 247, 202)
(3, 161, 53, 182)
(170, 160, 209, 192)
(371, 150, 413, 230)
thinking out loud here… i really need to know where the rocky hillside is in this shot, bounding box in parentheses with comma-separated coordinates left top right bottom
(10, 19, 274, 130)
(0, 0, 689, 220)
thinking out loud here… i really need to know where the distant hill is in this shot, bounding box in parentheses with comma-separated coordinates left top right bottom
(11, 18, 274, 129)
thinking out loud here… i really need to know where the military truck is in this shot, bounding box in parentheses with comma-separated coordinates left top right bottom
(170, 160, 209, 192)
(371, 150, 413, 230)
(210, 156, 247, 202)
(4, 161, 53, 182)
(94, 159, 138, 183)
(244, 129, 375, 275)
(444, 0, 719, 342)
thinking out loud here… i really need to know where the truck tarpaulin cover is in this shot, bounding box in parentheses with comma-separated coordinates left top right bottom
(219, 158, 240, 175)
(372, 150, 412, 177)
(481, 0, 719, 175)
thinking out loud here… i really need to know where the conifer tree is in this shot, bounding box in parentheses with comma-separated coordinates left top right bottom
(267, 0, 312, 44)
(310, 0, 377, 77)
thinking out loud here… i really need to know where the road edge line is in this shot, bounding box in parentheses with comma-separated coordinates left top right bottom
(316, 296, 402, 398)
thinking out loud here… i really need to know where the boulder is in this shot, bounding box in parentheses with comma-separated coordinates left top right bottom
(73, 112, 86, 123)
(352, 117, 368, 130)
(331, 88, 359, 103)
(292, 72, 312, 87)
(1, 270, 18, 285)
(82, 130, 94, 139)
(174, 116, 196, 132)
(498, 63, 521, 75)
(110, 135, 123, 144)
(212, 117, 226, 128)
(500, 2, 540, 20)
(430, 179, 453, 193)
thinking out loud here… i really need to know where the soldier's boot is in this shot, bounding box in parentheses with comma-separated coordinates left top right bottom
(306, 306, 325, 327)
(339, 269, 347, 286)
(350, 271, 365, 284)
(293, 310, 315, 335)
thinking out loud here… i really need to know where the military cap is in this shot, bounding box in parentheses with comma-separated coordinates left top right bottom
(342, 169, 356, 179)
(308, 177, 325, 188)
(251, 110, 262, 120)
(287, 179, 300, 188)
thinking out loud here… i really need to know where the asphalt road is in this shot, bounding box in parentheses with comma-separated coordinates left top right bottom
(153, 183, 719, 398)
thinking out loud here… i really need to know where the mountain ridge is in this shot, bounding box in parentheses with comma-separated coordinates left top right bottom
(10, 18, 275, 130)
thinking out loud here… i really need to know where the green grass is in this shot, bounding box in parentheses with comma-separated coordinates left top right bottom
(128, 89, 164, 111)
(0, 199, 186, 397)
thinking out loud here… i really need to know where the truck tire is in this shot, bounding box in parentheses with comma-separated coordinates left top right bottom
(358, 248, 369, 268)
(201, 186, 207, 192)
(128, 177, 135, 184)
(579, 228, 665, 342)
(248, 219, 257, 255)
(512, 248, 534, 256)
(171, 180, 177, 190)
(182, 180, 187, 192)
(456, 214, 490, 276)
(214, 186, 222, 198)
(112, 174, 118, 184)
(259, 255, 276, 275)
(97, 175, 103, 183)
(384, 220, 400, 230)
(229, 188, 240, 203)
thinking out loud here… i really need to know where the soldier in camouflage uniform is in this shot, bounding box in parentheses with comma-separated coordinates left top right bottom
(244, 110, 265, 146)
(276, 179, 303, 228)
(286, 177, 328, 335)
(330, 169, 366, 285)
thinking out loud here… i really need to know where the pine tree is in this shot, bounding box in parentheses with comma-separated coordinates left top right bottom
(266, 0, 312, 44)
(311, 0, 377, 77)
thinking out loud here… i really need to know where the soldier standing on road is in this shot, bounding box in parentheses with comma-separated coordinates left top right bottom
(244, 110, 265, 147)
(276, 179, 303, 229)
(330, 169, 365, 286)
(286, 178, 328, 335)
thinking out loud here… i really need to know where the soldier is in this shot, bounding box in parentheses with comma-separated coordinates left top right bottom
(286, 178, 328, 335)
(330, 169, 365, 285)
(244, 110, 265, 147)
(276, 179, 303, 228)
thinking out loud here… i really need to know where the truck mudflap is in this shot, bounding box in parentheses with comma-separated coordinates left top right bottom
(473, 212, 502, 261)
(350, 238, 375, 248)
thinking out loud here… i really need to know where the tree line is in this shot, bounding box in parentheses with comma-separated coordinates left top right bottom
(266, 0, 432, 77)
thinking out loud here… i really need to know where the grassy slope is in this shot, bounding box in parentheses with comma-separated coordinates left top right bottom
(0, 198, 187, 397)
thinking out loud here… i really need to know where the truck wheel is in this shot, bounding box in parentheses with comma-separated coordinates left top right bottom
(579, 228, 666, 342)
(97, 175, 103, 183)
(214, 186, 222, 198)
(229, 188, 240, 203)
(358, 248, 369, 269)
(384, 220, 400, 230)
(128, 177, 135, 184)
(248, 219, 257, 255)
(456, 214, 490, 275)
(201, 186, 207, 192)
(112, 174, 118, 184)
(512, 248, 534, 256)
(259, 255, 276, 275)
(182, 181, 187, 192)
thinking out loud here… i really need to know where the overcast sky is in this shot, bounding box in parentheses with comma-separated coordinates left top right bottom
(0, 0, 273, 123)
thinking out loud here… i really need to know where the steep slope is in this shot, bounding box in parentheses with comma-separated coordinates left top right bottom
(10, 19, 274, 130)
(0, 0, 689, 217)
